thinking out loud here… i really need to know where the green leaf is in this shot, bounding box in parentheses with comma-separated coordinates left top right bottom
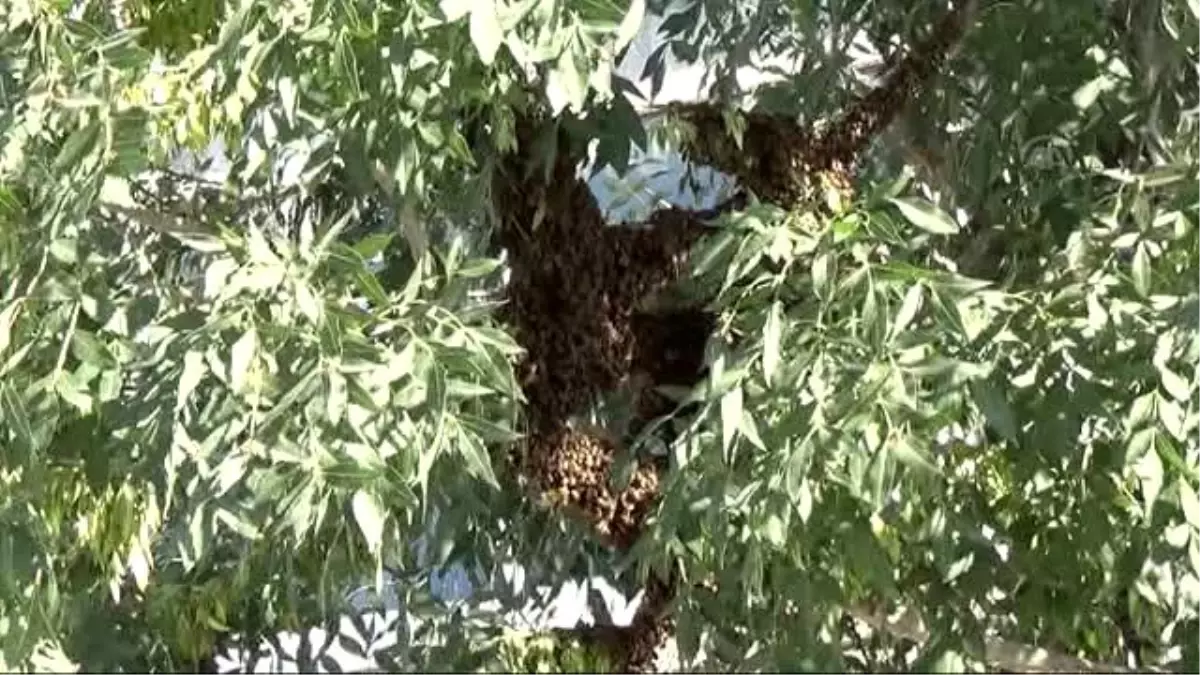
(811, 252, 834, 300)
(326, 371, 348, 425)
(176, 350, 207, 413)
(55, 375, 93, 413)
(351, 489, 386, 554)
(795, 480, 813, 523)
(459, 414, 522, 444)
(0, 381, 35, 458)
(1159, 364, 1191, 402)
(739, 409, 767, 451)
(469, 3, 504, 66)
(229, 328, 258, 393)
(215, 508, 263, 540)
(761, 513, 786, 549)
(1157, 396, 1186, 440)
(1179, 478, 1200, 531)
(0, 301, 18, 356)
(720, 387, 743, 458)
(1133, 441, 1164, 518)
(761, 300, 783, 386)
(971, 378, 1018, 443)
(1132, 244, 1151, 296)
(890, 283, 924, 338)
(889, 437, 941, 475)
(547, 45, 587, 113)
(614, 0, 645, 52)
(889, 197, 960, 235)
(455, 422, 500, 489)
(1072, 75, 1113, 110)
(99, 175, 136, 209)
(1185, 535, 1195, 578)
(54, 123, 100, 173)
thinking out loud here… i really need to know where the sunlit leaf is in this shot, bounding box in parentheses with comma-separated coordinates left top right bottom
(761, 300, 783, 386)
(614, 0, 645, 52)
(1179, 479, 1200, 531)
(351, 489, 387, 554)
(469, 3, 505, 66)
(1158, 364, 1191, 402)
(229, 328, 258, 393)
(1133, 441, 1165, 518)
(720, 386, 743, 458)
(889, 437, 941, 476)
(890, 283, 924, 338)
(176, 350, 207, 413)
(889, 197, 960, 235)
(1132, 244, 1151, 296)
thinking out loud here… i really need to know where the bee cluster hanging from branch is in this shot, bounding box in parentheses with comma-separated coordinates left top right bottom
(488, 3, 979, 669)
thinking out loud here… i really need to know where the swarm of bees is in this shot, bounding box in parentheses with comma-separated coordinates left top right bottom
(491, 120, 710, 434)
(521, 427, 662, 551)
(668, 0, 976, 212)
(490, 3, 976, 669)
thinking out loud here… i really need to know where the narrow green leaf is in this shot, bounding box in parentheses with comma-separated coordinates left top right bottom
(459, 414, 522, 444)
(889, 437, 941, 475)
(0, 301, 21, 356)
(971, 379, 1018, 443)
(229, 328, 258, 393)
(547, 45, 587, 113)
(1131, 244, 1151, 296)
(455, 423, 500, 489)
(1133, 441, 1164, 518)
(890, 283, 924, 338)
(351, 489, 386, 553)
(469, 3, 504, 66)
(54, 374, 92, 413)
(215, 508, 263, 540)
(1190, 543, 1200, 608)
(795, 480, 813, 523)
(614, 0, 645, 52)
(811, 252, 834, 300)
(1179, 478, 1200, 531)
(1072, 75, 1112, 110)
(176, 350, 207, 413)
(295, 282, 322, 324)
(1158, 396, 1186, 440)
(54, 123, 100, 172)
(739, 409, 766, 451)
(1159, 364, 1191, 402)
(720, 387, 743, 458)
(445, 379, 496, 398)
(0, 381, 35, 457)
(889, 197, 960, 235)
(761, 300, 782, 386)
(327, 371, 348, 425)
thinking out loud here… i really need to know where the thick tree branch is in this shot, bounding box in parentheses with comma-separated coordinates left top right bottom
(658, 0, 979, 209)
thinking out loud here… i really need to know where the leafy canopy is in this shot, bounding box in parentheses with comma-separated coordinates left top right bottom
(0, 0, 1197, 672)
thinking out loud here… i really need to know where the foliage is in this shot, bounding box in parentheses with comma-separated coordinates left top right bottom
(0, 0, 1197, 672)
